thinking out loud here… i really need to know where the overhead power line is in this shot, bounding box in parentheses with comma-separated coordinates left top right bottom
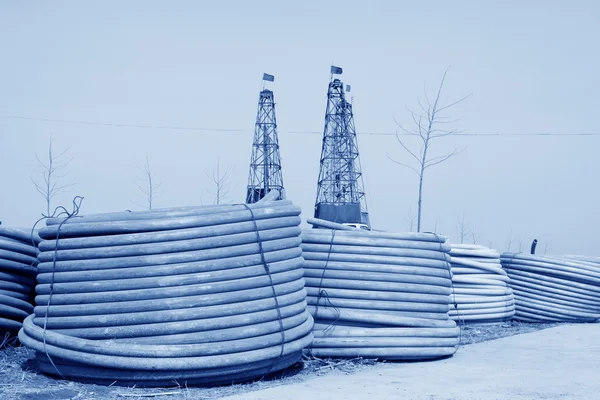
(5, 115, 600, 137)
(5, 115, 244, 132)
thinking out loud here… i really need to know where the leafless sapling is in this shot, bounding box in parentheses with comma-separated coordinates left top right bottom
(202, 157, 234, 205)
(470, 226, 481, 245)
(544, 242, 550, 255)
(505, 229, 515, 252)
(30, 136, 77, 216)
(405, 206, 417, 232)
(456, 213, 469, 244)
(133, 154, 163, 210)
(388, 67, 471, 232)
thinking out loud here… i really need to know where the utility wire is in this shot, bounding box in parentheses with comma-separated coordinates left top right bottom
(5, 115, 243, 132)
(5, 115, 600, 137)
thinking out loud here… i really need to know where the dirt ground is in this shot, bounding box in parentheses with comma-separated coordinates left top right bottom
(0, 321, 562, 400)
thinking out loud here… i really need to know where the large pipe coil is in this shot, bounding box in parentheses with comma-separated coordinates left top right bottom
(300, 218, 460, 361)
(18, 195, 314, 387)
(501, 252, 600, 322)
(449, 244, 515, 323)
(0, 226, 39, 340)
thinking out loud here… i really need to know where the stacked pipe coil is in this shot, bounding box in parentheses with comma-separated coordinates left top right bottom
(301, 218, 460, 361)
(18, 196, 314, 387)
(0, 226, 39, 339)
(501, 253, 600, 322)
(564, 255, 600, 265)
(449, 244, 515, 323)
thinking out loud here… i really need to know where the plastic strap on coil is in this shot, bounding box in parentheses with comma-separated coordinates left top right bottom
(241, 204, 287, 361)
(313, 229, 340, 337)
(502, 251, 523, 273)
(32, 196, 84, 379)
(433, 232, 463, 350)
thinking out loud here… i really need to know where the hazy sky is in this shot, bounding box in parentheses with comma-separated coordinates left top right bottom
(1, 1, 599, 255)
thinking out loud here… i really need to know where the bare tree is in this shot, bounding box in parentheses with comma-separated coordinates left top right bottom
(505, 229, 515, 252)
(30, 136, 77, 216)
(388, 67, 470, 232)
(202, 157, 234, 205)
(469, 226, 481, 245)
(518, 240, 523, 253)
(544, 242, 550, 255)
(456, 213, 469, 244)
(133, 154, 163, 210)
(405, 206, 417, 232)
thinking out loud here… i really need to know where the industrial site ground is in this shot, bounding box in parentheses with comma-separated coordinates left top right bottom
(0, 321, 569, 400)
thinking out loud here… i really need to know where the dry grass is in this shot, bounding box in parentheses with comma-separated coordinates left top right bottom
(0, 345, 378, 400)
(0, 322, 562, 400)
(458, 320, 562, 346)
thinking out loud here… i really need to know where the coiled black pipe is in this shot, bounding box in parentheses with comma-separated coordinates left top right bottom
(0, 226, 39, 340)
(501, 252, 600, 322)
(449, 244, 515, 323)
(18, 196, 314, 386)
(301, 218, 459, 361)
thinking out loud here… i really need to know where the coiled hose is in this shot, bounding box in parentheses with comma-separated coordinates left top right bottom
(449, 244, 515, 323)
(0, 226, 39, 339)
(18, 195, 314, 387)
(501, 252, 600, 322)
(301, 218, 460, 360)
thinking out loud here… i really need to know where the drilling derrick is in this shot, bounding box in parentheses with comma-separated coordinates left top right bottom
(314, 66, 370, 227)
(246, 73, 285, 203)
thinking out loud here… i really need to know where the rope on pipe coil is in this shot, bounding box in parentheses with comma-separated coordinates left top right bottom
(449, 244, 515, 324)
(302, 218, 459, 361)
(0, 226, 39, 342)
(501, 252, 600, 322)
(18, 193, 314, 387)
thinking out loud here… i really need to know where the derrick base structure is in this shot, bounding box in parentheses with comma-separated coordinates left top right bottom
(246, 187, 277, 204)
(314, 202, 365, 225)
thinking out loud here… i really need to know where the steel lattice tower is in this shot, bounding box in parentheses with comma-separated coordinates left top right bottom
(246, 78, 285, 203)
(314, 68, 370, 227)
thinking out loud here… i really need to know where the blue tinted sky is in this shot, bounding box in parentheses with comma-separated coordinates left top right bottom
(1, 1, 599, 255)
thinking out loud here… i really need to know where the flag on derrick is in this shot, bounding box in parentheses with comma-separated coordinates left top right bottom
(330, 65, 343, 75)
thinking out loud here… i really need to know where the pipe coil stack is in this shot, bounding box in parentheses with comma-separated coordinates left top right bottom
(0, 226, 39, 339)
(449, 244, 515, 323)
(18, 197, 314, 387)
(564, 255, 600, 266)
(301, 218, 460, 361)
(501, 253, 600, 322)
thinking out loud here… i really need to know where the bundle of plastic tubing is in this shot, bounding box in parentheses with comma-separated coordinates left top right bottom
(501, 252, 600, 322)
(301, 218, 460, 361)
(448, 244, 515, 324)
(0, 226, 40, 340)
(18, 192, 314, 387)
